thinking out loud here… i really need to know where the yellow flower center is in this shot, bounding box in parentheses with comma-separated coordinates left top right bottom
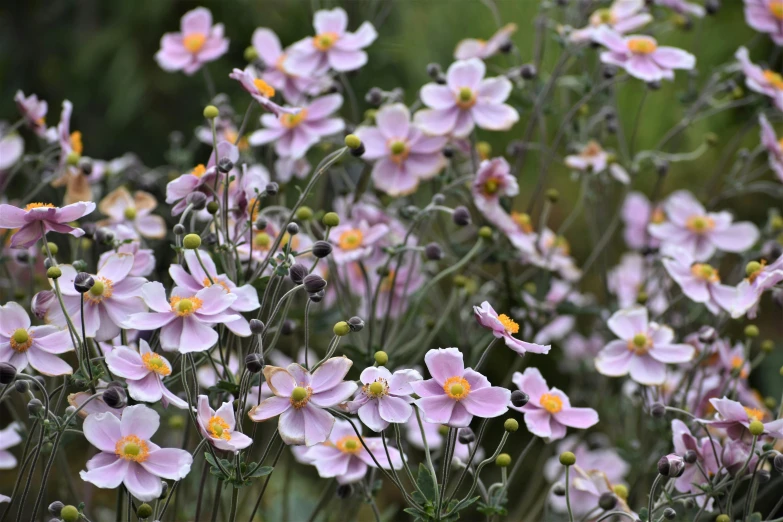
(731, 356, 749, 379)
(202, 277, 231, 293)
(280, 109, 308, 129)
(124, 207, 137, 220)
(690, 263, 720, 283)
(191, 164, 207, 178)
(591, 8, 617, 26)
(24, 202, 55, 211)
(511, 212, 534, 234)
(115, 435, 150, 462)
(142, 352, 171, 376)
(335, 435, 362, 454)
(208, 416, 232, 440)
(85, 278, 113, 304)
(651, 207, 665, 224)
(627, 333, 652, 355)
(545, 235, 571, 256)
(252, 78, 276, 98)
(765, 70, 783, 91)
(290, 385, 312, 409)
(389, 140, 409, 164)
(338, 229, 364, 251)
(313, 32, 339, 51)
(582, 140, 604, 157)
(364, 379, 388, 398)
(10, 328, 32, 353)
(443, 376, 471, 400)
(497, 313, 519, 334)
(183, 32, 207, 53)
(170, 296, 203, 316)
(744, 406, 765, 422)
(746, 260, 767, 283)
(627, 37, 657, 55)
(769, 0, 783, 20)
(253, 232, 271, 250)
(69, 131, 83, 156)
(456, 87, 476, 109)
(685, 215, 715, 234)
(483, 178, 500, 195)
(540, 393, 563, 414)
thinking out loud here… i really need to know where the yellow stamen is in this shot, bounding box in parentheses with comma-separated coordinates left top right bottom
(497, 314, 519, 334)
(590, 8, 617, 26)
(24, 202, 55, 211)
(338, 229, 364, 251)
(744, 406, 765, 422)
(191, 164, 207, 178)
(202, 277, 231, 293)
(627, 37, 657, 55)
(208, 416, 231, 440)
(313, 32, 339, 51)
(511, 212, 534, 234)
(483, 178, 500, 195)
(142, 352, 172, 376)
(769, 0, 783, 20)
(582, 140, 604, 157)
(443, 376, 471, 400)
(115, 435, 150, 462)
(540, 393, 563, 414)
(183, 33, 207, 53)
(763, 70, 783, 90)
(280, 109, 308, 129)
(169, 296, 203, 316)
(690, 263, 720, 284)
(10, 328, 33, 353)
(627, 333, 652, 355)
(84, 278, 113, 304)
(252, 78, 275, 98)
(685, 215, 715, 234)
(335, 435, 362, 454)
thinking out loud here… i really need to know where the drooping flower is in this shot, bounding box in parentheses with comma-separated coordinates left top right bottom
(248, 357, 358, 446)
(660, 246, 737, 314)
(301, 419, 402, 484)
(0, 422, 22, 469)
(648, 190, 759, 261)
(0, 301, 73, 376)
(0, 200, 94, 248)
(415, 58, 519, 137)
(228, 67, 297, 117)
(564, 141, 609, 173)
(454, 23, 517, 59)
(744, 0, 783, 45)
(670, 419, 720, 504)
(155, 7, 228, 75)
(196, 395, 252, 452)
(329, 219, 389, 264)
(759, 114, 783, 182)
(124, 282, 240, 353)
(707, 397, 783, 439)
(105, 340, 186, 409)
(594, 27, 695, 82)
(595, 307, 695, 385)
(165, 140, 239, 216)
(14, 90, 51, 138)
(726, 254, 783, 318)
(248, 94, 344, 159)
(511, 368, 599, 441)
(342, 366, 422, 432)
(471, 157, 522, 237)
(80, 405, 193, 501)
(356, 103, 447, 196)
(410, 348, 510, 428)
(621, 191, 663, 250)
(284, 8, 377, 76)
(98, 187, 166, 240)
(473, 301, 551, 356)
(570, 0, 652, 43)
(736, 47, 783, 111)
(655, 0, 706, 17)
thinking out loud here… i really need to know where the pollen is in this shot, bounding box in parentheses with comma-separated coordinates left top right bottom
(590, 8, 617, 26)
(497, 314, 519, 334)
(313, 31, 339, 51)
(511, 212, 534, 234)
(252, 78, 276, 98)
(115, 435, 150, 462)
(443, 376, 471, 400)
(335, 435, 362, 454)
(769, 0, 783, 20)
(627, 333, 651, 355)
(84, 278, 113, 304)
(456, 87, 477, 109)
(280, 109, 308, 129)
(338, 229, 364, 251)
(208, 416, 232, 440)
(203, 277, 231, 293)
(540, 393, 563, 414)
(142, 352, 171, 376)
(290, 385, 313, 409)
(191, 164, 207, 178)
(70, 131, 83, 156)
(10, 328, 33, 353)
(763, 70, 783, 90)
(746, 260, 767, 283)
(389, 140, 409, 164)
(183, 32, 207, 53)
(744, 406, 765, 422)
(685, 215, 715, 234)
(627, 37, 657, 55)
(170, 296, 203, 316)
(24, 202, 55, 211)
(364, 379, 389, 398)
(483, 178, 500, 196)
(690, 263, 720, 284)
(650, 207, 665, 224)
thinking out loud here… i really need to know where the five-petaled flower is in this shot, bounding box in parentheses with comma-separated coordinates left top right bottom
(0, 301, 73, 376)
(155, 7, 229, 75)
(473, 301, 551, 356)
(342, 366, 422, 432)
(0, 201, 95, 249)
(196, 395, 253, 453)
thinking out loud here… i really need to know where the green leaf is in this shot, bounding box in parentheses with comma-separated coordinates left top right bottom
(416, 463, 438, 504)
(214, 380, 241, 395)
(247, 465, 273, 478)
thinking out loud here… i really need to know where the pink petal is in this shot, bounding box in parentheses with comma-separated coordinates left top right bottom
(447, 58, 485, 92)
(123, 463, 162, 501)
(375, 103, 410, 140)
(628, 355, 666, 385)
(415, 395, 456, 424)
(378, 395, 413, 424)
(554, 407, 599, 429)
(83, 412, 122, 452)
(80, 457, 128, 489)
(310, 356, 353, 391)
(420, 84, 457, 110)
(141, 447, 193, 480)
(248, 396, 291, 422)
(424, 347, 464, 385)
(120, 404, 159, 439)
(463, 386, 510, 418)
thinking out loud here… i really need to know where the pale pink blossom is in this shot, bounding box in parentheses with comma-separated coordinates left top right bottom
(106, 340, 186, 409)
(594, 27, 695, 82)
(14, 90, 50, 138)
(736, 47, 783, 111)
(0, 422, 22, 469)
(759, 114, 783, 181)
(564, 141, 609, 173)
(455, 23, 517, 59)
(473, 301, 550, 356)
(155, 7, 228, 75)
(744, 0, 783, 45)
(570, 0, 652, 43)
(0, 301, 73, 376)
(0, 200, 94, 249)
(196, 395, 252, 452)
(343, 366, 421, 432)
(98, 187, 166, 240)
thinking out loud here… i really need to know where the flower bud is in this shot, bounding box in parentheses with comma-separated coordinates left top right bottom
(545, 188, 560, 203)
(663, 507, 676, 520)
(43, 242, 58, 256)
(31, 291, 54, 319)
(761, 339, 775, 352)
(559, 451, 576, 466)
(187, 191, 208, 211)
(137, 503, 153, 519)
(60, 505, 80, 522)
(425, 242, 443, 260)
(309, 290, 325, 303)
(452, 206, 471, 226)
(49, 501, 65, 517)
(336, 483, 354, 499)
(650, 402, 666, 418)
(159, 481, 170, 499)
(757, 469, 770, 484)
(716, 515, 730, 522)
(0, 363, 17, 385)
(552, 483, 566, 496)
(74, 272, 95, 294)
(365, 87, 383, 106)
(249, 319, 265, 335)
(173, 224, 185, 236)
(295, 206, 313, 221)
(603, 65, 617, 79)
(705, 0, 720, 15)
(246, 353, 264, 373)
(203, 105, 219, 119)
(183, 234, 202, 249)
(103, 386, 127, 409)
(46, 266, 62, 279)
(333, 321, 351, 336)
(749, 420, 764, 436)
(598, 492, 617, 511)
(457, 428, 475, 444)
(281, 319, 296, 335)
(443, 146, 454, 158)
(478, 226, 493, 240)
(304, 274, 327, 293)
(773, 453, 783, 472)
(14, 380, 28, 393)
(426, 63, 442, 79)
(95, 227, 115, 244)
(244, 46, 259, 62)
(744, 324, 759, 338)
(697, 325, 716, 343)
(312, 240, 333, 258)
(683, 450, 697, 464)
(255, 217, 268, 230)
(207, 201, 219, 214)
(323, 212, 340, 227)
(658, 454, 685, 477)
(510, 390, 529, 408)
(28, 398, 43, 416)
(374, 351, 388, 365)
(43, 258, 54, 269)
(286, 223, 299, 237)
(504, 418, 519, 432)
(495, 453, 511, 467)
(290, 263, 308, 285)
(344, 134, 362, 150)
(431, 193, 445, 205)
(348, 316, 364, 332)
(66, 405, 77, 416)
(520, 63, 537, 79)
(612, 484, 628, 500)
(265, 182, 279, 196)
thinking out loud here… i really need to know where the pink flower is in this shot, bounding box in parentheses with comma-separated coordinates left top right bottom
(471, 158, 524, 240)
(707, 397, 783, 439)
(329, 219, 389, 264)
(670, 419, 720, 502)
(416, 59, 518, 137)
(717, 341, 751, 380)
(564, 141, 609, 173)
(570, 0, 652, 43)
(228, 67, 297, 117)
(744, 0, 783, 45)
(248, 94, 344, 159)
(154, 7, 228, 75)
(284, 8, 377, 76)
(106, 340, 186, 409)
(0, 422, 22, 469)
(68, 380, 125, 419)
(736, 47, 783, 110)
(596, 307, 695, 385)
(723, 438, 761, 475)
(169, 250, 260, 337)
(14, 90, 50, 138)
(343, 366, 422, 432)
(655, 0, 706, 17)
(80, 405, 193, 501)
(594, 27, 695, 82)
(124, 282, 240, 353)
(196, 395, 252, 452)
(356, 104, 447, 196)
(621, 191, 662, 250)
(410, 348, 510, 428)
(0, 301, 73, 376)
(608, 253, 668, 314)
(99, 239, 155, 278)
(47, 254, 147, 342)
(648, 190, 759, 261)
(248, 357, 358, 446)
(759, 114, 783, 182)
(0, 200, 94, 248)
(511, 368, 599, 441)
(473, 301, 550, 356)
(661, 246, 737, 314)
(165, 141, 239, 216)
(98, 187, 166, 240)
(301, 419, 402, 484)
(527, 229, 582, 281)
(562, 333, 605, 366)
(726, 253, 783, 318)
(454, 23, 517, 59)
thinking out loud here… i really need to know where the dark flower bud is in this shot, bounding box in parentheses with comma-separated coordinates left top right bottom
(43, 258, 55, 269)
(697, 326, 716, 343)
(452, 206, 471, 227)
(350, 142, 365, 157)
(520, 64, 537, 80)
(286, 222, 299, 236)
(336, 483, 353, 499)
(290, 264, 308, 285)
(663, 508, 676, 520)
(603, 65, 617, 79)
(511, 390, 529, 408)
(365, 87, 383, 106)
(598, 492, 617, 511)
(15, 250, 30, 264)
(159, 481, 169, 499)
(204, 233, 218, 246)
(28, 398, 43, 415)
(66, 406, 77, 416)
(74, 272, 95, 294)
(265, 182, 279, 196)
(217, 157, 233, 173)
(49, 501, 65, 517)
(255, 217, 268, 230)
(757, 469, 770, 484)
(249, 319, 265, 335)
(173, 224, 186, 236)
(72, 260, 87, 272)
(82, 222, 96, 239)
(425, 242, 443, 260)
(506, 140, 524, 157)
(658, 454, 685, 477)
(309, 290, 325, 303)
(426, 63, 442, 79)
(95, 227, 115, 245)
(647, 80, 661, 91)
(207, 201, 219, 214)
(103, 386, 127, 409)
(0, 363, 17, 384)
(281, 319, 296, 335)
(606, 120, 618, 134)
(706, 0, 720, 15)
(458, 428, 475, 444)
(304, 274, 327, 293)
(651, 402, 666, 418)
(774, 453, 783, 472)
(80, 159, 93, 175)
(499, 41, 513, 53)
(552, 483, 566, 496)
(245, 353, 264, 373)
(15, 380, 29, 393)
(348, 316, 364, 332)
(683, 450, 697, 464)
(431, 193, 445, 205)
(443, 146, 454, 158)
(312, 240, 333, 258)
(186, 191, 208, 210)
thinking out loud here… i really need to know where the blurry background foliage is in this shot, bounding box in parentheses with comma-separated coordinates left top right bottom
(1, 0, 782, 465)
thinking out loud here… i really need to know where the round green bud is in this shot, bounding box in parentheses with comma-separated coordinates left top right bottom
(495, 453, 512, 467)
(207, 201, 219, 215)
(578, 104, 589, 117)
(705, 132, 719, 146)
(66, 152, 81, 166)
(523, 282, 537, 295)
(438, 425, 450, 436)
(772, 215, 783, 231)
(636, 290, 648, 304)
(323, 212, 340, 227)
(749, 420, 764, 436)
(47, 266, 62, 279)
(478, 226, 493, 240)
(364, 109, 377, 123)
(244, 46, 259, 62)
(168, 415, 185, 429)
(124, 207, 137, 220)
(545, 188, 560, 203)
(764, 396, 777, 410)
(746, 261, 762, 277)
(369, 382, 384, 395)
(761, 339, 775, 353)
(559, 451, 576, 466)
(61, 505, 80, 522)
(374, 351, 388, 366)
(744, 325, 759, 338)
(612, 484, 628, 500)
(716, 515, 730, 522)
(453, 275, 469, 288)
(333, 321, 351, 336)
(503, 418, 519, 432)
(136, 503, 153, 519)
(344, 134, 362, 150)
(183, 234, 202, 250)
(203, 105, 219, 119)
(295, 206, 313, 221)
(291, 386, 308, 402)
(44, 242, 58, 256)
(476, 141, 491, 158)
